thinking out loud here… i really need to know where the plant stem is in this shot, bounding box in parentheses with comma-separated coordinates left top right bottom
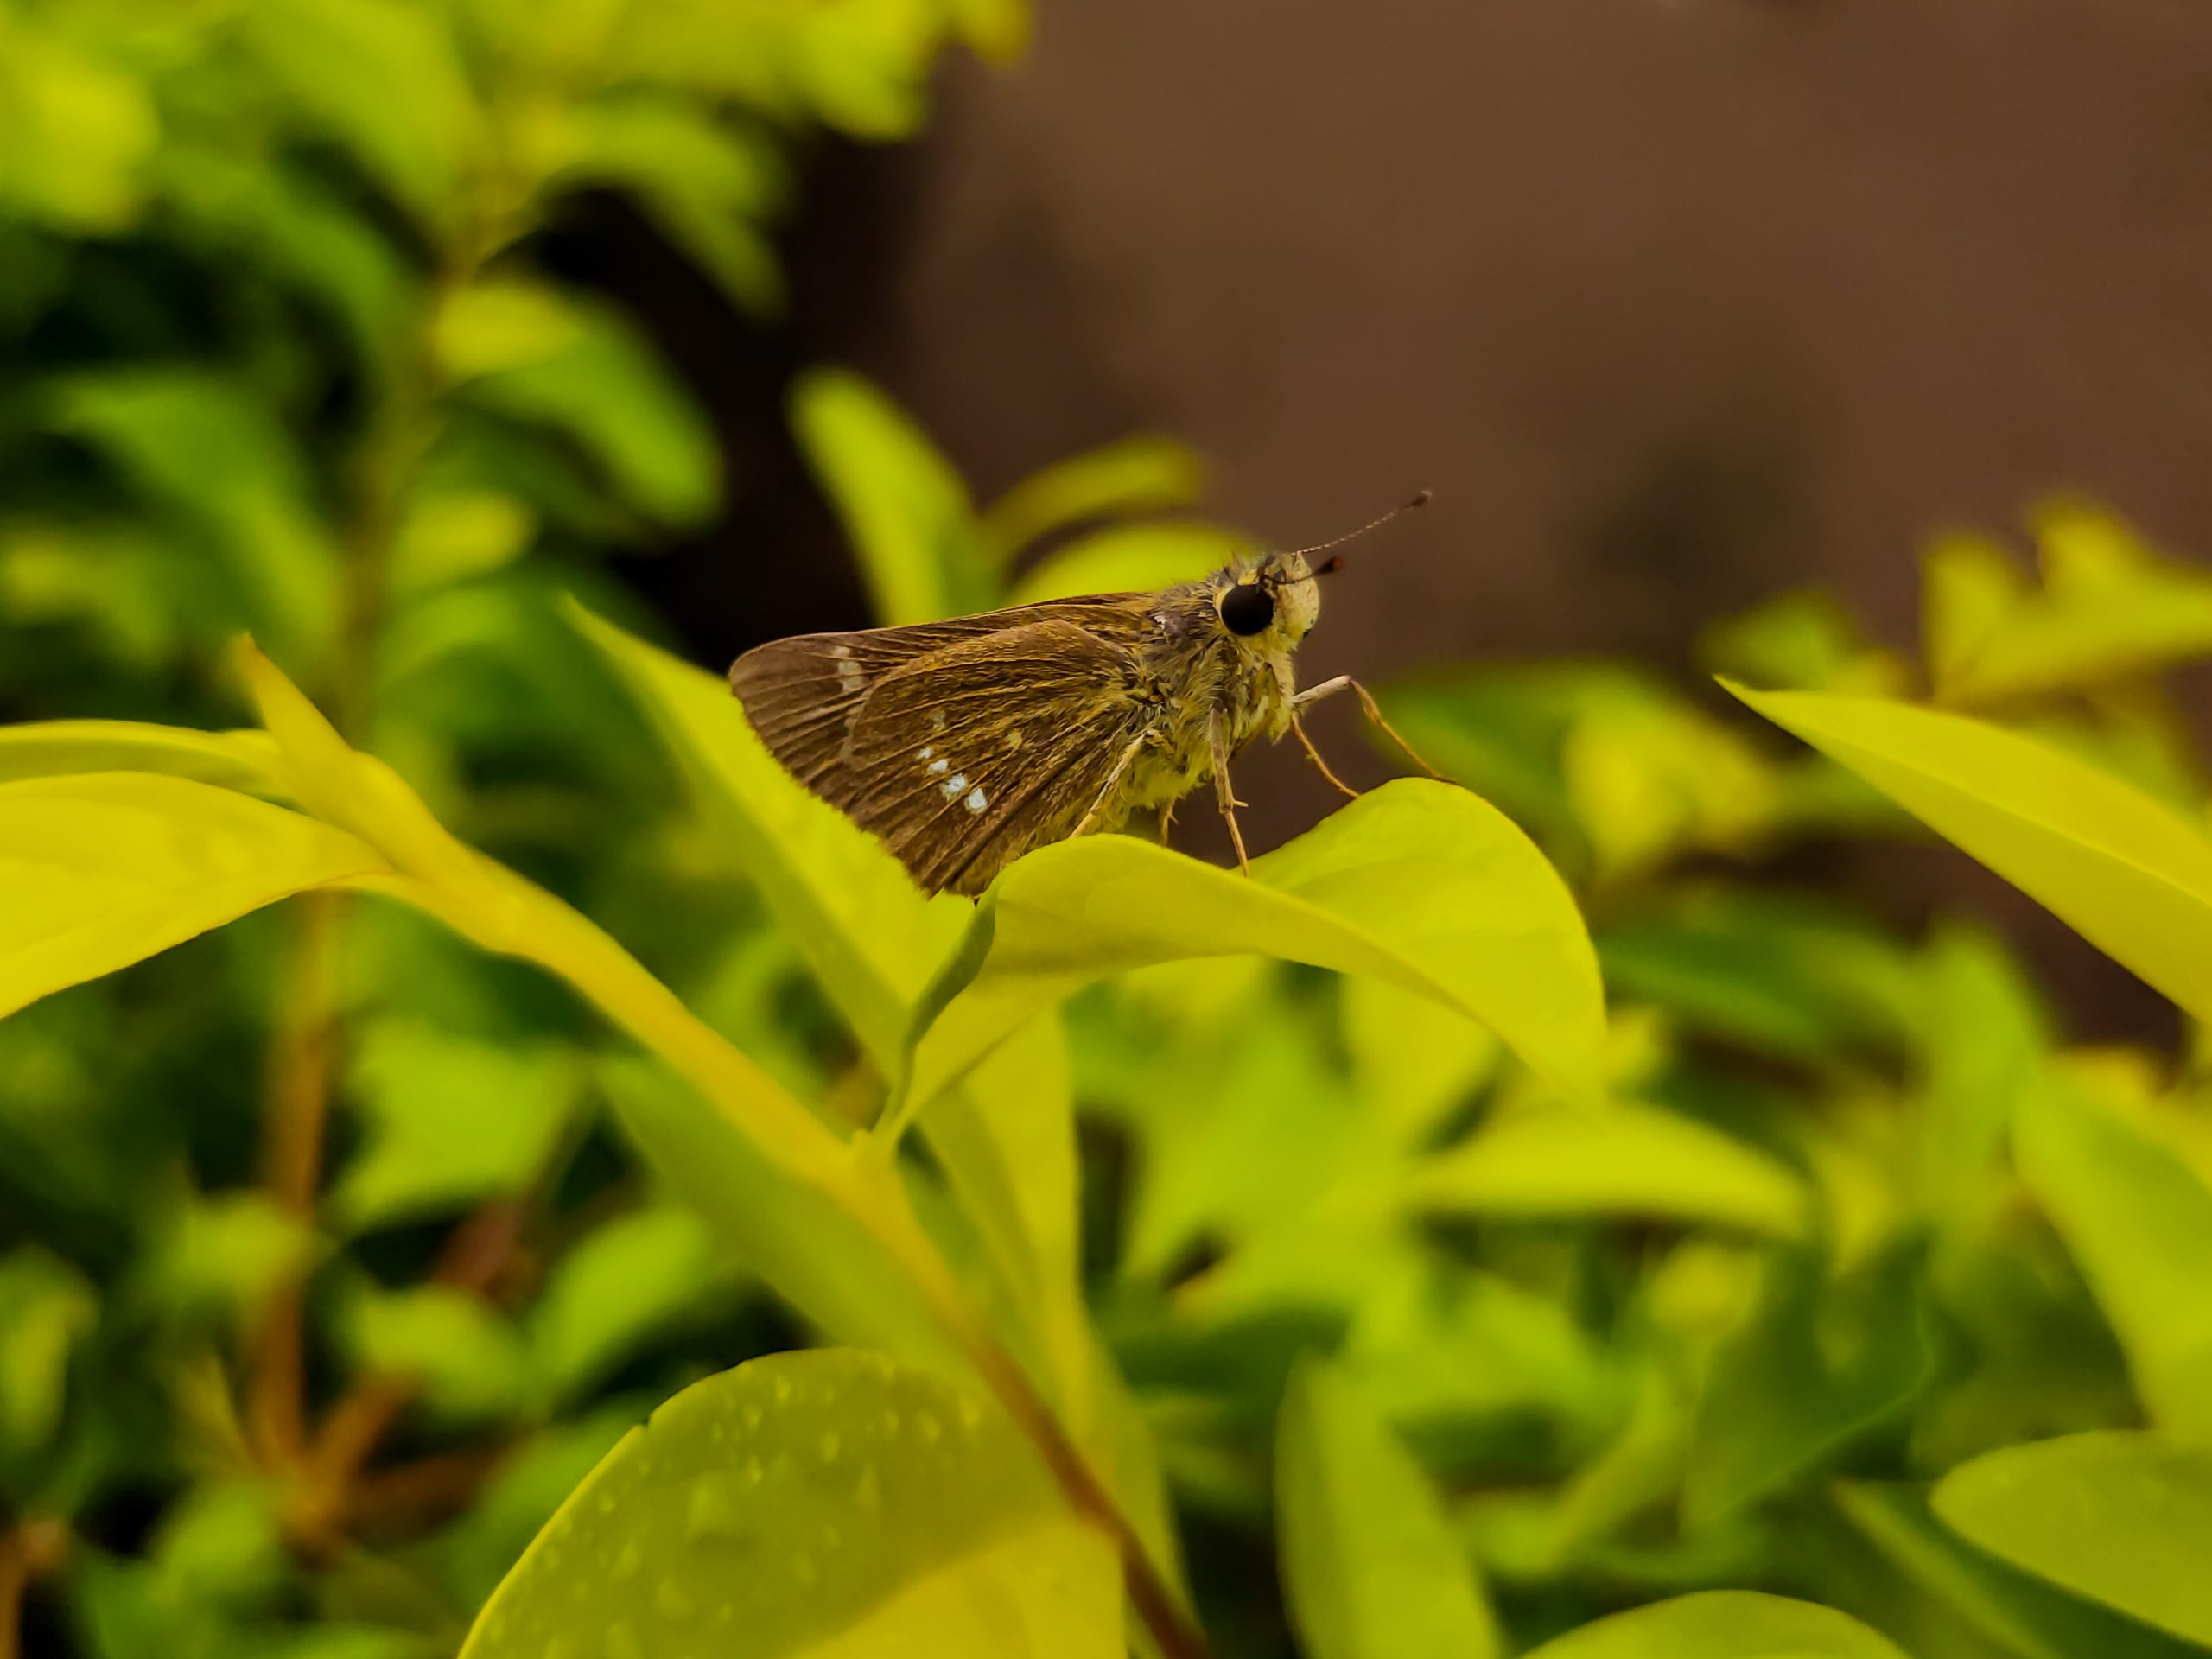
(246, 193, 509, 1482)
(287, 1200, 526, 1552)
(247, 887, 344, 1464)
(0, 1521, 68, 1659)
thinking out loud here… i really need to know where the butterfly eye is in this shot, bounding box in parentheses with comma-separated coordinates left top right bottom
(1218, 582, 1274, 637)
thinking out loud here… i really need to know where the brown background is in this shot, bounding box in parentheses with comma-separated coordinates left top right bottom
(590, 0, 2212, 1035)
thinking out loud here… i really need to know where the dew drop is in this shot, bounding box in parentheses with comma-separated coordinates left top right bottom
(611, 1538, 644, 1582)
(917, 1412, 943, 1445)
(855, 1465, 883, 1514)
(656, 1576, 698, 1624)
(791, 1552, 818, 1587)
(687, 1474, 748, 1543)
(817, 1430, 842, 1463)
(741, 1403, 762, 1430)
(957, 1395, 983, 1430)
(772, 1376, 792, 1403)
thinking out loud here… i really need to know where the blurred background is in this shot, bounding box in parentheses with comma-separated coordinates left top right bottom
(7, 2, 2212, 1656)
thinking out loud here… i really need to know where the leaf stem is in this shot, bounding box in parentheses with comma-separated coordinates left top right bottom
(0, 1520, 68, 1659)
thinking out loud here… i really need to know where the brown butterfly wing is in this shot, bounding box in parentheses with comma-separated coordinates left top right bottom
(731, 599, 1156, 895)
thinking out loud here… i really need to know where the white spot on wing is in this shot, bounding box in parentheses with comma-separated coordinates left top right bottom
(940, 773, 967, 799)
(964, 787, 988, 813)
(928, 758, 949, 776)
(918, 746, 932, 760)
(929, 710, 947, 732)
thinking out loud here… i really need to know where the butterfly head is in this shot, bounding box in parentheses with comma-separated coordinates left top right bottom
(1210, 489, 1427, 651)
(1213, 551, 1324, 648)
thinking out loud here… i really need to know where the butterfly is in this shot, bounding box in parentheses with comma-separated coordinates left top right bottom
(730, 493, 1438, 897)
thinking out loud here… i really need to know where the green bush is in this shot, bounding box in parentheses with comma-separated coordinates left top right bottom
(9, 5, 2212, 1659)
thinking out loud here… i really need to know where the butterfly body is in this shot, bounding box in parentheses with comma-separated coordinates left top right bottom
(732, 549, 1322, 896)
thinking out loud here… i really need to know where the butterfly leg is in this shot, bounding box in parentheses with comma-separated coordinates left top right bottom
(1290, 709, 1360, 801)
(1071, 734, 1150, 839)
(1208, 710, 1253, 875)
(1292, 675, 1444, 779)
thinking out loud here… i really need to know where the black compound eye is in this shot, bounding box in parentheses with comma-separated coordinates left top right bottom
(1219, 581, 1274, 636)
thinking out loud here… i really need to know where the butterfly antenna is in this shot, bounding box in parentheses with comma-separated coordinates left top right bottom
(1284, 489, 1430, 577)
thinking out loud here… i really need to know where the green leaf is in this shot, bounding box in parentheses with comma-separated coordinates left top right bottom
(46, 370, 340, 662)
(1726, 683, 2212, 1025)
(555, 96, 787, 314)
(341, 1284, 530, 1422)
(1342, 976, 1500, 1147)
(1007, 521, 1243, 607)
(946, 0, 1031, 64)
(791, 369, 987, 625)
(1686, 1242, 1932, 1525)
(459, 1350, 1121, 1659)
(330, 1020, 582, 1232)
(0, 18, 157, 232)
(981, 435, 1207, 568)
(0, 1246, 96, 1484)
(1834, 1480, 2210, 1659)
(239, 0, 474, 226)
(1521, 1592, 1910, 1658)
(442, 283, 720, 528)
(1932, 1432, 2212, 1647)
(389, 490, 535, 598)
(1404, 1101, 1809, 1238)
(1915, 926, 2049, 1215)
(1700, 591, 1904, 697)
(0, 721, 283, 795)
(903, 779, 1608, 1123)
(1598, 890, 1919, 1065)
(141, 1192, 319, 1333)
(1275, 1360, 1500, 1659)
(0, 772, 385, 1021)
(526, 1206, 735, 1408)
(2012, 1073, 2212, 1439)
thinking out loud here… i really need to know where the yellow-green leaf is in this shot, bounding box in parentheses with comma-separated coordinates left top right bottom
(2013, 1075, 2212, 1439)
(1933, 1432, 2212, 1648)
(1008, 522, 1243, 607)
(1404, 1101, 1808, 1238)
(1276, 1360, 1500, 1659)
(1522, 1592, 1910, 1659)
(460, 1350, 1121, 1659)
(0, 772, 385, 1021)
(1726, 683, 2212, 1024)
(571, 603, 966, 1071)
(981, 435, 1206, 569)
(576, 607, 1128, 1495)
(0, 720, 284, 795)
(1926, 503, 2212, 706)
(791, 369, 986, 625)
(901, 780, 1608, 1123)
